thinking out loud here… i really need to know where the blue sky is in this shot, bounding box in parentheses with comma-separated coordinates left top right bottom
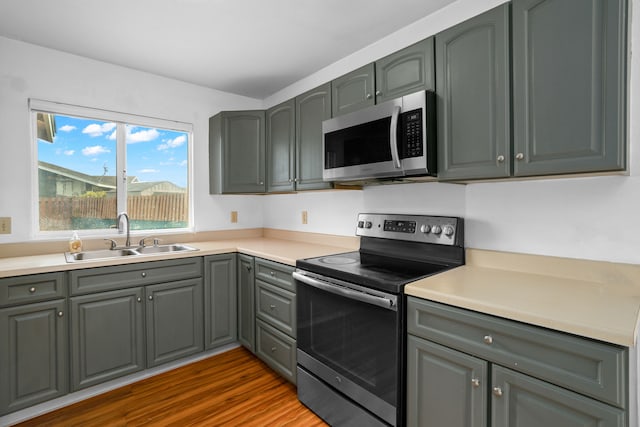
(38, 115, 189, 188)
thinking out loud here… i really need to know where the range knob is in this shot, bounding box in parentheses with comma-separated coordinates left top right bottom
(420, 224, 431, 234)
(357, 221, 365, 228)
(365, 221, 373, 229)
(443, 225, 454, 237)
(431, 225, 442, 235)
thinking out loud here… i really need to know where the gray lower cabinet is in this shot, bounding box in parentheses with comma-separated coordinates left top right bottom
(512, 0, 626, 176)
(237, 254, 255, 352)
(407, 297, 628, 426)
(0, 298, 68, 415)
(375, 37, 435, 103)
(295, 83, 332, 191)
(266, 99, 296, 192)
(436, 4, 511, 180)
(209, 110, 266, 194)
(70, 287, 145, 390)
(145, 279, 204, 367)
(204, 253, 237, 349)
(331, 63, 375, 117)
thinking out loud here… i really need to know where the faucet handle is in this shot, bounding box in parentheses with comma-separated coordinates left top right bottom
(139, 236, 161, 247)
(104, 239, 118, 250)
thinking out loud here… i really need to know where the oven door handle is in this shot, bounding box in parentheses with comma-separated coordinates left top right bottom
(293, 271, 396, 310)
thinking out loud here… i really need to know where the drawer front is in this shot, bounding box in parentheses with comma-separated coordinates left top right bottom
(255, 258, 295, 292)
(0, 273, 66, 307)
(256, 279, 296, 338)
(69, 257, 203, 295)
(407, 297, 627, 408)
(256, 319, 296, 384)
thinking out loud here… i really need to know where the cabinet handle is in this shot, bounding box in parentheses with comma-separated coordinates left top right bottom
(271, 347, 277, 352)
(141, 272, 147, 278)
(515, 153, 524, 160)
(483, 335, 493, 345)
(29, 287, 36, 293)
(497, 155, 505, 163)
(293, 178, 298, 183)
(148, 295, 153, 301)
(259, 181, 264, 185)
(366, 93, 372, 99)
(493, 386, 503, 397)
(57, 311, 64, 318)
(288, 178, 292, 183)
(246, 265, 252, 272)
(375, 90, 381, 96)
(269, 304, 276, 310)
(471, 378, 481, 388)
(270, 271, 275, 276)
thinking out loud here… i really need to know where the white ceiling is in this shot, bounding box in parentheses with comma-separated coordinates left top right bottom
(0, 0, 457, 99)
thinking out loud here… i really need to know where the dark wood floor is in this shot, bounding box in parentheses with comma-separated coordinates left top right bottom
(15, 347, 327, 426)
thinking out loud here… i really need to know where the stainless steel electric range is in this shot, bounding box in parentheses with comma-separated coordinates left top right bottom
(294, 213, 465, 426)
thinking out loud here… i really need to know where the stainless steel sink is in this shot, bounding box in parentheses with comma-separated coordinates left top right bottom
(64, 244, 199, 263)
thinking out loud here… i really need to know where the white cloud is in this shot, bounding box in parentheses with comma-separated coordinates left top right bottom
(82, 122, 116, 137)
(82, 145, 111, 156)
(139, 168, 159, 174)
(63, 150, 75, 156)
(127, 128, 160, 143)
(107, 130, 116, 141)
(158, 135, 186, 151)
(59, 125, 76, 132)
(179, 160, 188, 167)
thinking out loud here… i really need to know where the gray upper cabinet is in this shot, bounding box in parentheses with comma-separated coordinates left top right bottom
(204, 253, 237, 349)
(512, 0, 627, 176)
(0, 299, 68, 415)
(331, 63, 375, 117)
(436, 4, 511, 180)
(375, 38, 435, 103)
(209, 110, 266, 194)
(266, 99, 296, 192)
(295, 83, 332, 191)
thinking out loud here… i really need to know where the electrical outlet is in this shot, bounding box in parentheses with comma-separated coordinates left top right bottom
(0, 217, 11, 234)
(230, 211, 238, 223)
(301, 210, 308, 225)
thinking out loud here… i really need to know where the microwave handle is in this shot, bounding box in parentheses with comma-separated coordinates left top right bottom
(390, 106, 402, 169)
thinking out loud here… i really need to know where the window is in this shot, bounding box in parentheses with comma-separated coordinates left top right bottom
(31, 100, 192, 236)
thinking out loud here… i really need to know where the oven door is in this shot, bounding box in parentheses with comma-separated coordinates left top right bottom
(294, 270, 401, 426)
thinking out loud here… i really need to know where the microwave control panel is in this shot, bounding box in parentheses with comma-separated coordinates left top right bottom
(356, 213, 463, 247)
(401, 108, 423, 158)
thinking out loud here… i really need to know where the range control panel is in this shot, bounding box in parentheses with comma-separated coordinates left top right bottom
(356, 213, 462, 246)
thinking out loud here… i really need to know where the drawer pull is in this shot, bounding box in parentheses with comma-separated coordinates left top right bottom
(483, 335, 493, 345)
(57, 311, 64, 318)
(29, 287, 36, 293)
(471, 378, 480, 388)
(269, 304, 276, 310)
(493, 386, 503, 397)
(270, 271, 275, 276)
(137, 297, 142, 303)
(141, 272, 147, 278)
(148, 295, 153, 301)
(271, 347, 277, 352)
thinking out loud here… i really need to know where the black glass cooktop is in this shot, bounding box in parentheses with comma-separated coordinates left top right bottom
(296, 251, 453, 294)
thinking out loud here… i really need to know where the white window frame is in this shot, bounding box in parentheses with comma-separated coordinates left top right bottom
(30, 99, 194, 239)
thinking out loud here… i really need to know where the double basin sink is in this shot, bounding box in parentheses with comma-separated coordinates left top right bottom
(65, 244, 199, 263)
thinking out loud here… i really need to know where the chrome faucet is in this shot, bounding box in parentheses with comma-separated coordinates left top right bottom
(116, 212, 131, 247)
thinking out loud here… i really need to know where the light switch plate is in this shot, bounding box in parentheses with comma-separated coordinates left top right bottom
(0, 217, 11, 234)
(301, 211, 308, 224)
(230, 211, 238, 223)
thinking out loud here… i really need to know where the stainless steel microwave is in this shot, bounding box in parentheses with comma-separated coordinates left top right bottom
(322, 90, 436, 181)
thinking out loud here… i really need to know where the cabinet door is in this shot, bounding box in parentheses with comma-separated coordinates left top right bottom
(331, 63, 375, 116)
(295, 83, 332, 191)
(237, 254, 255, 352)
(492, 366, 625, 427)
(210, 110, 265, 194)
(0, 299, 67, 415)
(375, 38, 435, 103)
(266, 99, 296, 192)
(70, 288, 144, 391)
(512, 0, 626, 176)
(204, 254, 237, 350)
(146, 279, 204, 367)
(436, 4, 511, 180)
(407, 336, 487, 427)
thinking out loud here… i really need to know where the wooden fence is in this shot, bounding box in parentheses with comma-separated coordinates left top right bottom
(39, 194, 188, 230)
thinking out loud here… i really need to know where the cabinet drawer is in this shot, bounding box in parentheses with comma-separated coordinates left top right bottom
(407, 297, 627, 408)
(255, 258, 295, 292)
(256, 279, 296, 338)
(256, 319, 296, 384)
(0, 272, 66, 307)
(69, 257, 203, 295)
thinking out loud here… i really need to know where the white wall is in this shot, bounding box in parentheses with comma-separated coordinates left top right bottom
(0, 36, 264, 243)
(262, 0, 640, 265)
